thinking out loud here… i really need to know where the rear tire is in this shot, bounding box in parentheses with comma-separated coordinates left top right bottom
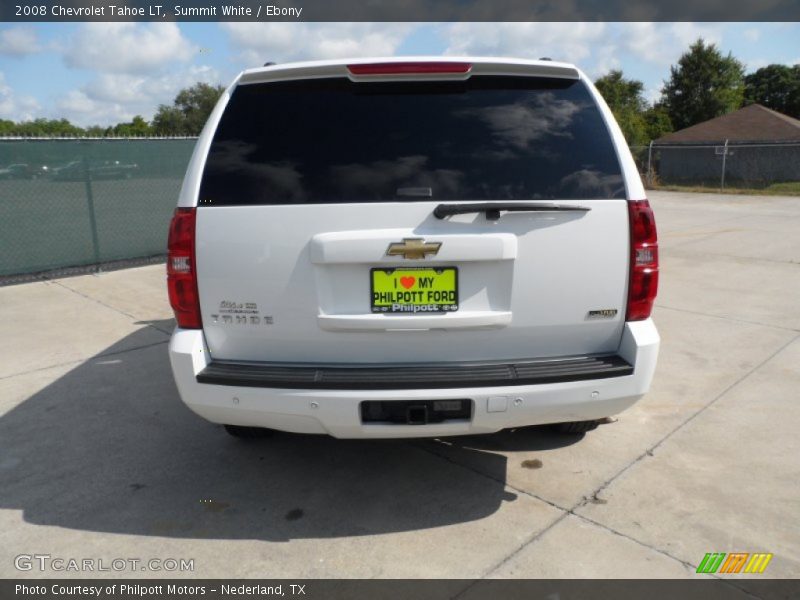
(554, 420, 602, 434)
(223, 424, 272, 439)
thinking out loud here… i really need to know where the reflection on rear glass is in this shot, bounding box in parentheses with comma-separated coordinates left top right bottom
(200, 76, 625, 205)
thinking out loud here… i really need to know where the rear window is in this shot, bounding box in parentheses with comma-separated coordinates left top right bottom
(200, 75, 625, 205)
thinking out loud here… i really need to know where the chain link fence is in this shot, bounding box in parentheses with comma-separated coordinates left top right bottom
(2, 138, 799, 280)
(631, 142, 800, 190)
(0, 138, 196, 279)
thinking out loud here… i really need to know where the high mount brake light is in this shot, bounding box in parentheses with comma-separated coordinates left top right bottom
(167, 208, 202, 329)
(626, 199, 659, 321)
(347, 62, 472, 76)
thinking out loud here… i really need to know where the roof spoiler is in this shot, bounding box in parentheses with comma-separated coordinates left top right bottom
(239, 58, 580, 85)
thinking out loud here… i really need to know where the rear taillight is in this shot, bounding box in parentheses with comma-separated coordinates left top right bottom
(167, 207, 201, 329)
(626, 199, 659, 321)
(347, 62, 472, 76)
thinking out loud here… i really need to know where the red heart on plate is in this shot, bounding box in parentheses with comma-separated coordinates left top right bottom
(399, 276, 416, 290)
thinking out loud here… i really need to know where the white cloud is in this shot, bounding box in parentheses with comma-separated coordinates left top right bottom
(442, 22, 607, 64)
(56, 65, 221, 126)
(437, 22, 738, 102)
(643, 86, 661, 105)
(63, 23, 195, 74)
(221, 23, 417, 67)
(621, 22, 663, 65)
(586, 44, 621, 79)
(0, 72, 41, 121)
(622, 22, 724, 67)
(0, 27, 40, 57)
(438, 22, 725, 78)
(55, 88, 160, 127)
(669, 23, 724, 49)
(53, 22, 210, 125)
(56, 90, 104, 119)
(439, 22, 665, 81)
(743, 28, 761, 42)
(744, 58, 770, 72)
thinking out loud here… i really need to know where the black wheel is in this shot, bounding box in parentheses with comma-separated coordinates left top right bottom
(223, 424, 272, 439)
(554, 420, 602, 434)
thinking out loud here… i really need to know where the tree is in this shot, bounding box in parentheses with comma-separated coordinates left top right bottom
(595, 70, 648, 144)
(84, 125, 107, 137)
(151, 106, 186, 136)
(642, 104, 673, 141)
(152, 82, 224, 135)
(5, 118, 85, 137)
(108, 115, 152, 137)
(744, 64, 800, 119)
(661, 39, 745, 130)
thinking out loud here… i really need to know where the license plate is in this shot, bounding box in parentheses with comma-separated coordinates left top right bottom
(371, 267, 459, 314)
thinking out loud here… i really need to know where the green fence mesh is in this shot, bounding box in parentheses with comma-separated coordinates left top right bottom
(3, 138, 799, 279)
(0, 138, 196, 277)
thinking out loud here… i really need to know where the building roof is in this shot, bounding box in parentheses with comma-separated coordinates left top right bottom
(656, 104, 800, 144)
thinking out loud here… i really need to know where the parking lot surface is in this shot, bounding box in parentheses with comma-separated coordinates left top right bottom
(1, 191, 798, 586)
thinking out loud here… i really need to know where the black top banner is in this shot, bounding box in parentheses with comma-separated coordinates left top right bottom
(3, 0, 800, 22)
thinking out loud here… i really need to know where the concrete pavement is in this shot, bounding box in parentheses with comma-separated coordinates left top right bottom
(0, 191, 798, 586)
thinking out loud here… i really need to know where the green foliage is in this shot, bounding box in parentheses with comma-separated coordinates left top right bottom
(152, 106, 187, 136)
(744, 64, 800, 118)
(1, 118, 85, 137)
(595, 70, 650, 144)
(595, 70, 674, 144)
(595, 70, 647, 114)
(107, 115, 153, 137)
(642, 104, 673, 141)
(84, 125, 107, 137)
(661, 38, 746, 130)
(152, 82, 225, 135)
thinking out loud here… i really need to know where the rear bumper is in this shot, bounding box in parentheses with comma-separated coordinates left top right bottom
(168, 319, 659, 439)
(196, 354, 634, 389)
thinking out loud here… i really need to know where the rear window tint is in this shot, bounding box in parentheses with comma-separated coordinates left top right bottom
(200, 76, 625, 205)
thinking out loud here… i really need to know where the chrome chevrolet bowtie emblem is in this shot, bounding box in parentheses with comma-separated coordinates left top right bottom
(386, 238, 442, 260)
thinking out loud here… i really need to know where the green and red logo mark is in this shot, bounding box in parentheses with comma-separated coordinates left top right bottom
(697, 552, 773, 574)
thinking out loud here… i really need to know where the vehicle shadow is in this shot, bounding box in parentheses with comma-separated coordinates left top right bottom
(0, 321, 581, 541)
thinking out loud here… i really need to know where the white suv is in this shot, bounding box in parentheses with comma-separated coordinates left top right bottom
(167, 57, 660, 439)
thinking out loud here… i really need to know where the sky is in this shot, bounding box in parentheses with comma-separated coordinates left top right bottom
(0, 22, 798, 127)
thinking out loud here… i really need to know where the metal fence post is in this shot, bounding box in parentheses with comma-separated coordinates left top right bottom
(720, 139, 729, 190)
(82, 154, 102, 265)
(646, 141, 653, 186)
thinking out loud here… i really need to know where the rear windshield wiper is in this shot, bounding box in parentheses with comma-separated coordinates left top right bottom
(434, 202, 591, 220)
